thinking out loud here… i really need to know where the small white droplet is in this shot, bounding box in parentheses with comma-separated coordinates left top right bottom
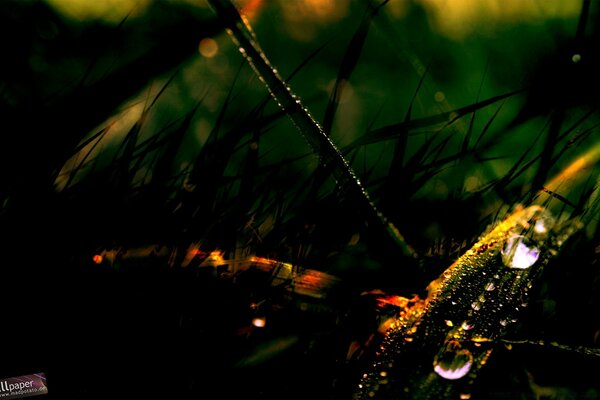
(572, 53, 581, 63)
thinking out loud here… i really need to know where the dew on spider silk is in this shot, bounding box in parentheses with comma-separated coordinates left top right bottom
(433, 342, 473, 380)
(461, 321, 473, 330)
(471, 301, 482, 311)
(485, 281, 496, 291)
(501, 235, 540, 269)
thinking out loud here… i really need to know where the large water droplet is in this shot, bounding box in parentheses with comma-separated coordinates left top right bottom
(433, 342, 473, 380)
(501, 235, 540, 269)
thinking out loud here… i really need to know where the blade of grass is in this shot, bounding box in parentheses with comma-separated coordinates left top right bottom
(207, 0, 416, 258)
(346, 89, 521, 150)
(322, 0, 388, 136)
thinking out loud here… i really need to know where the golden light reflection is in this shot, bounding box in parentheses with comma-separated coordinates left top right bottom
(45, 0, 150, 23)
(376, 295, 410, 309)
(199, 38, 219, 58)
(199, 250, 226, 267)
(278, 0, 349, 41)
(417, 0, 580, 40)
(543, 142, 600, 194)
(240, 0, 265, 21)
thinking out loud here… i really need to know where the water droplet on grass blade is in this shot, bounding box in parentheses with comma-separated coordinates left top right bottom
(433, 342, 473, 380)
(501, 235, 540, 269)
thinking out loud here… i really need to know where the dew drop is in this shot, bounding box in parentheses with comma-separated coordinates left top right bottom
(499, 319, 507, 327)
(501, 235, 540, 269)
(461, 321, 473, 330)
(433, 342, 473, 380)
(572, 53, 581, 63)
(471, 301, 482, 311)
(533, 212, 555, 235)
(485, 282, 496, 291)
(460, 394, 472, 400)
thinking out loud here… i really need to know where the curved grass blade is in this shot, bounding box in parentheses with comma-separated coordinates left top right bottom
(347, 90, 522, 150)
(355, 142, 600, 399)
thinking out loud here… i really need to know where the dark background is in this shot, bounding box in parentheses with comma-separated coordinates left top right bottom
(0, 0, 599, 398)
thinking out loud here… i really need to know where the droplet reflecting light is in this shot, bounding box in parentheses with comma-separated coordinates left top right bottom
(433, 343, 473, 380)
(501, 235, 540, 269)
(532, 210, 555, 235)
(252, 317, 266, 328)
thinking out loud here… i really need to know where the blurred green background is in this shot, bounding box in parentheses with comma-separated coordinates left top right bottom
(0, 0, 598, 398)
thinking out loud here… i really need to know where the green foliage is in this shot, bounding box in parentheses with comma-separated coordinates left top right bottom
(0, 0, 598, 398)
